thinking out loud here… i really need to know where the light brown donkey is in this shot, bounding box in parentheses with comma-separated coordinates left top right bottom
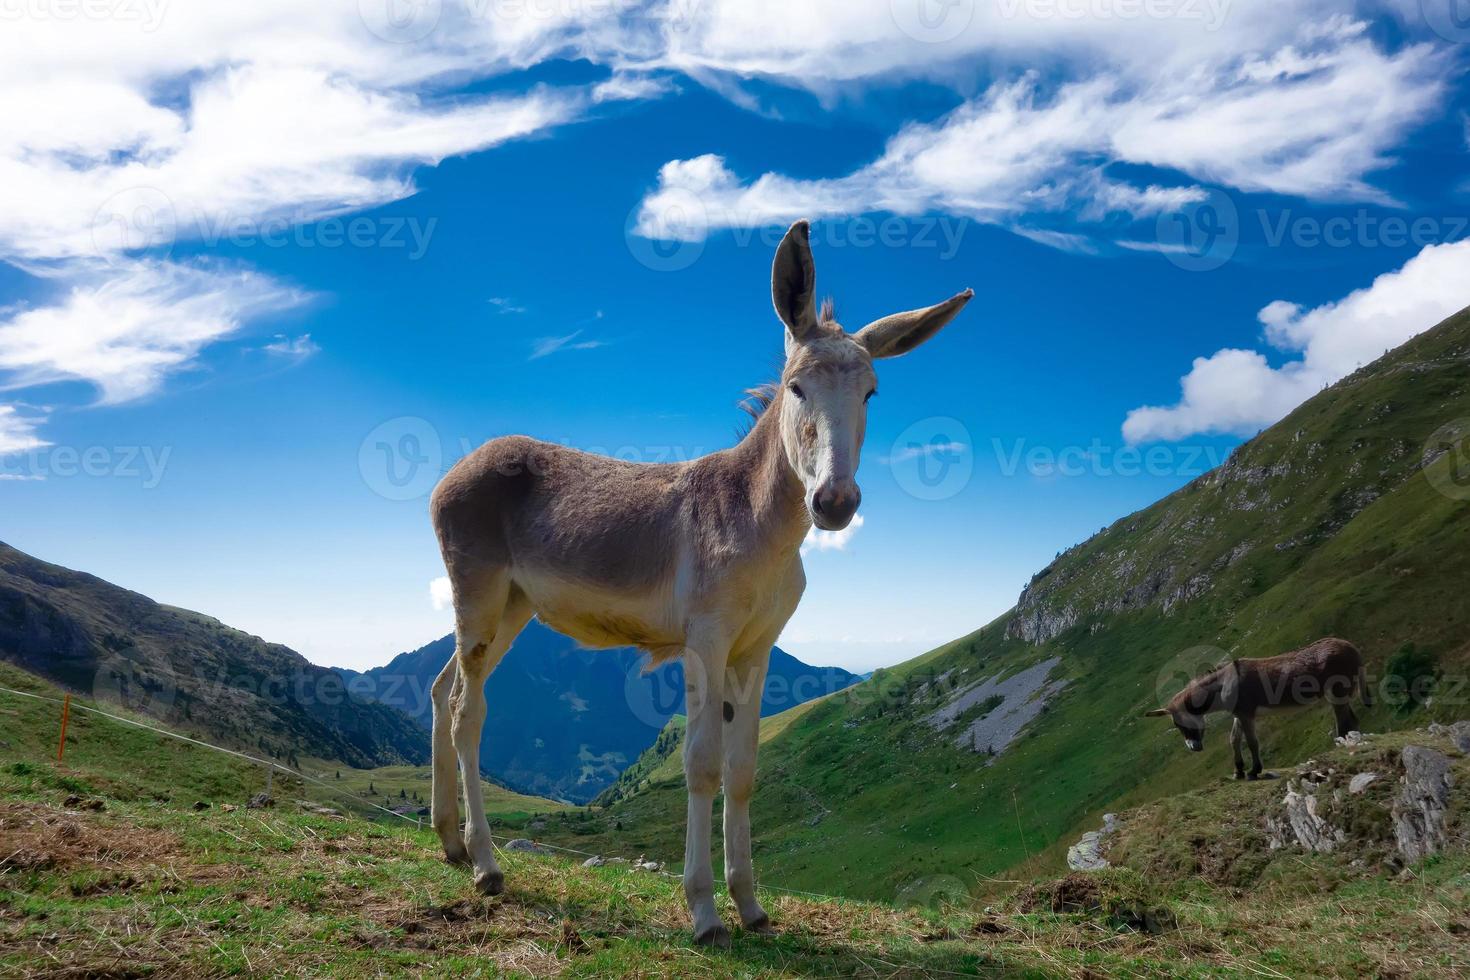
(1145, 637, 1372, 780)
(428, 220, 972, 945)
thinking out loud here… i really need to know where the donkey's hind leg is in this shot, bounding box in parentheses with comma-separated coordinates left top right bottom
(452, 581, 532, 895)
(1240, 715, 1264, 779)
(431, 657, 469, 865)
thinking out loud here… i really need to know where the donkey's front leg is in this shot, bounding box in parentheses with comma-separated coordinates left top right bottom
(723, 648, 773, 934)
(682, 629, 731, 947)
(1230, 717, 1247, 781)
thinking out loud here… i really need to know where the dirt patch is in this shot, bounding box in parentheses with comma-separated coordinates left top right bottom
(1017, 873, 1104, 914)
(0, 802, 182, 874)
(68, 872, 139, 897)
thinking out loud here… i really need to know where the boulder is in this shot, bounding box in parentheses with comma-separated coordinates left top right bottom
(504, 838, 551, 854)
(1066, 813, 1118, 871)
(1270, 776, 1344, 853)
(1393, 746, 1453, 864)
(1428, 721, 1470, 754)
(1348, 773, 1379, 795)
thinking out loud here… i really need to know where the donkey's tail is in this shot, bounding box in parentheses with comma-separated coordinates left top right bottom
(1358, 663, 1374, 708)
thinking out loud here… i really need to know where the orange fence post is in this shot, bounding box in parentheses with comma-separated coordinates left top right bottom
(56, 693, 71, 763)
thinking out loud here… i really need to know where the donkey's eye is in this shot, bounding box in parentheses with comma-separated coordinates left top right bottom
(788, 383, 805, 401)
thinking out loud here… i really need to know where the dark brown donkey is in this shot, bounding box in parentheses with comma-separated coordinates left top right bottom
(1145, 637, 1372, 780)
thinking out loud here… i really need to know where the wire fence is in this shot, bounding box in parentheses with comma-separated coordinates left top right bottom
(0, 683, 841, 904)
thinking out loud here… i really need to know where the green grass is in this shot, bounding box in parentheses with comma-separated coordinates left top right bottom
(0, 662, 564, 825)
(3, 740, 1467, 977)
(307, 762, 570, 827)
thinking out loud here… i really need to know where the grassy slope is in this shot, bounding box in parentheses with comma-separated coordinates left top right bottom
(0, 543, 429, 769)
(315, 762, 569, 826)
(0, 662, 562, 825)
(3, 723, 1467, 977)
(540, 307, 1470, 902)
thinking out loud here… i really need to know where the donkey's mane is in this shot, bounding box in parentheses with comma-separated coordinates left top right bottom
(739, 383, 779, 422)
(737, 296, 839, 431)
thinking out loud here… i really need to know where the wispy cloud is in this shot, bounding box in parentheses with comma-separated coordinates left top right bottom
(0, 261, 307, 406)
(0, 404, 48, 454)
(261, 334, 320, 359)
(634, 22, 1445, 252)
(883, 440, 967, 465)
(530, 330, 608, 360)
(0, 4, 611, 444)
(488, 297, 527, 315)
(801, 514, 866, 557)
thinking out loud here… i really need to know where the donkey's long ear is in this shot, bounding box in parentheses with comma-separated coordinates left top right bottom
(772, 220, 819, 344)
(856, 289, 974, 359)
(1143, 708, 1170, 718)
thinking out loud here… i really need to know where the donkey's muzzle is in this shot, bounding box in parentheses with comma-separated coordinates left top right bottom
(811, 482, 861, 531)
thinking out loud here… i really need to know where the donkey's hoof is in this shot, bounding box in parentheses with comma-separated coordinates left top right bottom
(1233, 771, 1246, 781)
(693, 924, 731, 949)
(444, 846, 471, 868)
(743, 915, 776, 936)
(1247, 772, 1261, 782)
(474, 870, 505, 896)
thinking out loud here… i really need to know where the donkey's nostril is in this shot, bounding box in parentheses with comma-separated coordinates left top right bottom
(812, 485, 860, 530)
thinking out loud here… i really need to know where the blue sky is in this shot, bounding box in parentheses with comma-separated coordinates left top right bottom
(2, 2, 1468, 671)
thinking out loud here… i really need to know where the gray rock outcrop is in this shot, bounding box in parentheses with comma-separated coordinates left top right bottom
(1393, 746, 1454, 864)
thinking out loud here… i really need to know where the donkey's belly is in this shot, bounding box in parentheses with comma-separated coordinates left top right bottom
(516, 571, 684, 654)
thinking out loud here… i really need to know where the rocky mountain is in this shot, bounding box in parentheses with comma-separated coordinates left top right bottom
(540, 303, 1470, 900)
(341, 624, 860, 803)
(0, 542, 428, 769)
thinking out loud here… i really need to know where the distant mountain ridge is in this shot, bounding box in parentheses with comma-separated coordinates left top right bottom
(0, 542, 427, 769)
(342, 622, 861, 803)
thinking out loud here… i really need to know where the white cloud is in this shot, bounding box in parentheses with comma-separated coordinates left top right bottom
(261, 334, 321, 359)
(0, 405, 48, 455)
(488, 297, 527, 315)
(592, 71, 676, 104)
(801, 514, 866, 556)
(0, 1, 612, 440)
(635, 23, 1445, 248)
(1123, 240, 1470, 443)
(529, 330, 607, 360)
(429, 576, 453, 612)
(0, 261, 306, 405)
(884, 440, 968, 465)
(659, 0, 1303, 86)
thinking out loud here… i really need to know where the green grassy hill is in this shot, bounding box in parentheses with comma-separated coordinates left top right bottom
(541, 305, 1470, 903)
(0, 662, 561, 826)
(0, 543, 428, 769)
(3, 690, 1466, 977)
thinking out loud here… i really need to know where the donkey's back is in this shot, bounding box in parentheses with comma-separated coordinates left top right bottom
(432, 435, 684, 592)
(1238, 636, 1363, 709)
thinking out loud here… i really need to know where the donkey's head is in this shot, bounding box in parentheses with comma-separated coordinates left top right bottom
(1144, 704, 1206, 752)
(770, 220, 973, 531)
